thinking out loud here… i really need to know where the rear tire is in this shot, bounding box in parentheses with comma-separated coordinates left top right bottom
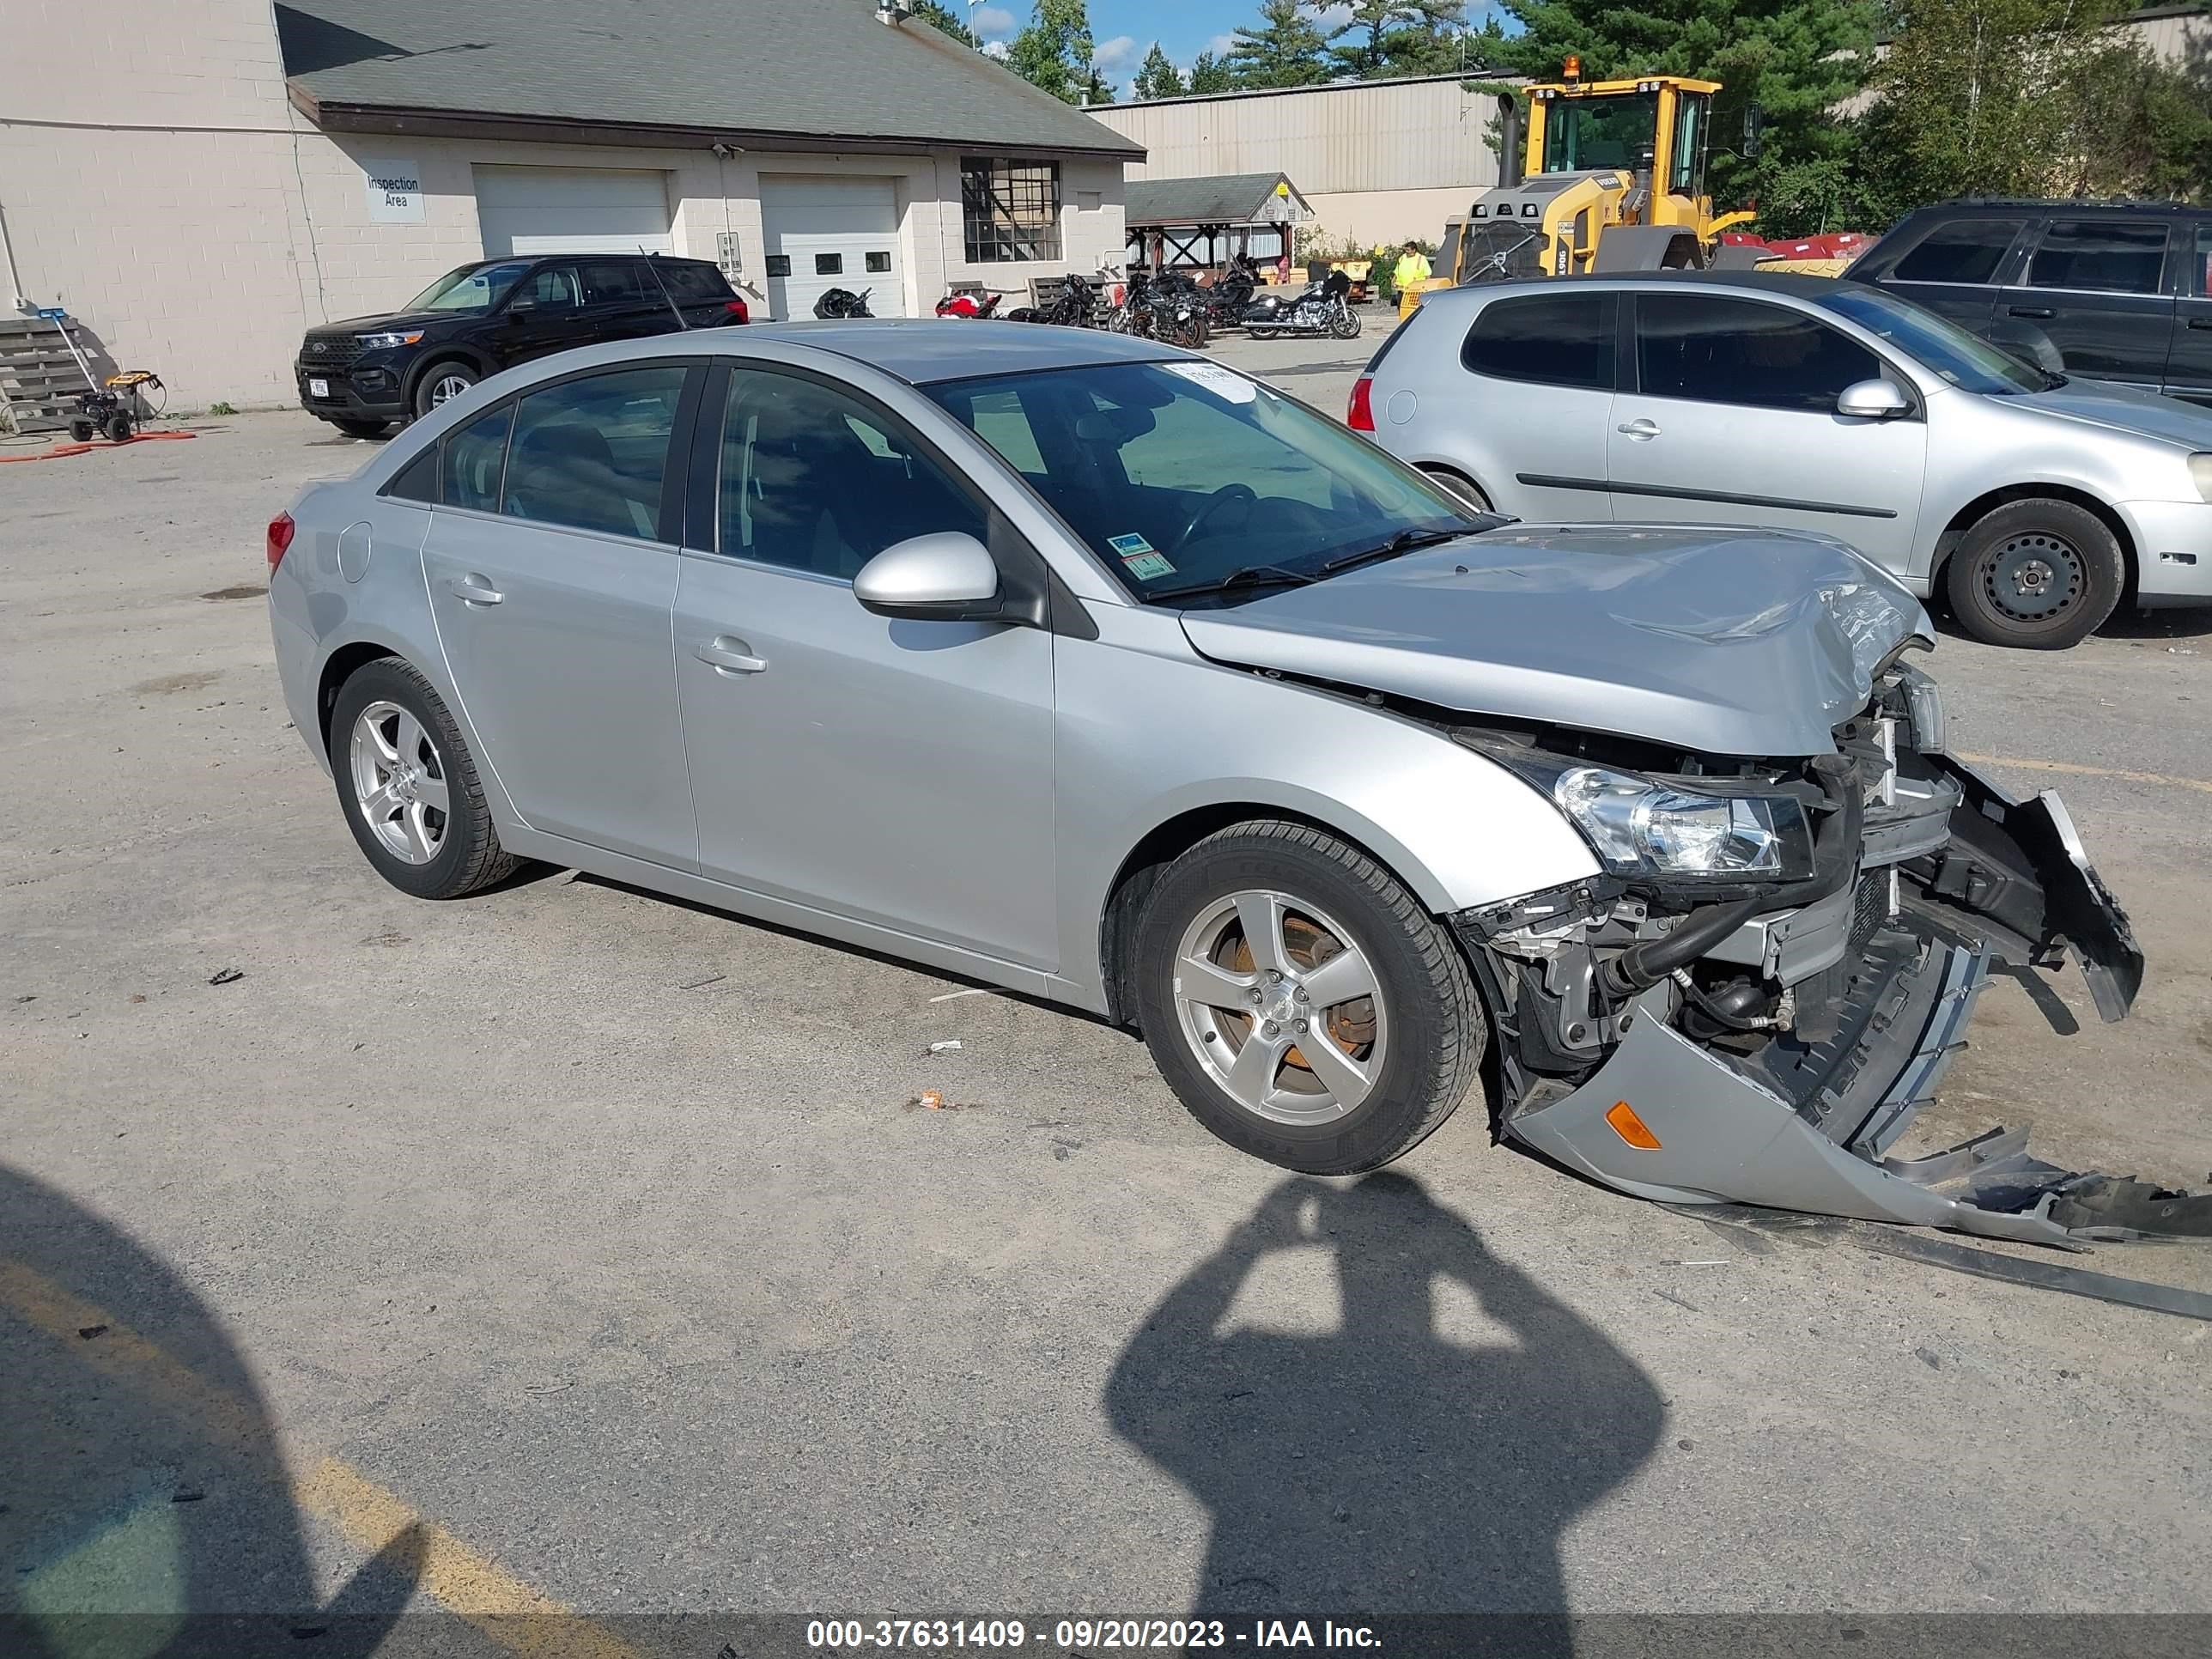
(1419, 465, 1493, 514)
(1946, 498, 2123, 650)
(330, 658, 520, 900)
(1133, 820, 1486, 1176)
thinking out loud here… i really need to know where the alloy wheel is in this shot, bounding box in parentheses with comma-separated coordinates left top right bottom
(427, 373, 472, 408)
(348, 701, 450, 865)
(1171, 890, 1387, 1126)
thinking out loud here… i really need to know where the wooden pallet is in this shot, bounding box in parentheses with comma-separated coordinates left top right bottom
(0, 315, 94, 435)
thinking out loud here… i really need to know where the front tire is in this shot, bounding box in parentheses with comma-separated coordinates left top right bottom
(1133, 821, 1486, 1176)
(1945, 498, 2124, 649)
(331, 416, 392, 440)
(411, 362, 477, 420)
(329, 658, 520, 900)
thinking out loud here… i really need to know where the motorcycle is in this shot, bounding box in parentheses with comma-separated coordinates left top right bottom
(1241, 269, 1360, 340)
(1197, 254, 1260, 332)
(935, 289, 1009, 319)
(1008, 270, 1097, 328)
(1109, 269, 1206, 349)
(812, 286, 873, 319)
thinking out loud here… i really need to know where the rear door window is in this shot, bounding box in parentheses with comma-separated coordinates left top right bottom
(441, 403, 514, 513)
(1889, 218, 2027, 285)
(501, 366, 690, 540)
(1461, 292, 1618, 390)
(1635, 293, 1881, 413)
(579, 259, 653, 307)
(2026, 220, 2170, 294)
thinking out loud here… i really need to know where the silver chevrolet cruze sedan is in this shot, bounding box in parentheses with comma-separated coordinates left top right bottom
(1356, 273, 2212, 648)
(268, 321, 2148, 1241)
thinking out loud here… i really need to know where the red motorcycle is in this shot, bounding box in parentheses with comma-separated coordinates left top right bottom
(935, 289, 1010, 319)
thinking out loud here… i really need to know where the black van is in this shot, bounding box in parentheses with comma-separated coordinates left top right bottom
(1843, 199, 2212, 405)
(295, 254, 748, 438)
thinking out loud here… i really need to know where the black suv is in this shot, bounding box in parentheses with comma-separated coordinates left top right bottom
(295, 254, 749, 437)
(1844, 199, 2212, 404)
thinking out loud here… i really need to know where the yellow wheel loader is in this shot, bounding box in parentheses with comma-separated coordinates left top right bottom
(1443, 58, 1757, 287)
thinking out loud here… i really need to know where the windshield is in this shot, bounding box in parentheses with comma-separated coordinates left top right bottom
(927, 361, 1482, 603)
(1814, 285, 2053, 394)
(405, 261, 532, 313)
(1543, 93, 1658, 173)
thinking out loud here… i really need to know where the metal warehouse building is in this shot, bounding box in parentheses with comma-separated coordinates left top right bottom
(0, 0, 1138, 411)
(1089, 74, 1516, 253)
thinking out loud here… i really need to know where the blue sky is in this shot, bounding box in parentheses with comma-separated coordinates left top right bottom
(961, 3, 1510, 100)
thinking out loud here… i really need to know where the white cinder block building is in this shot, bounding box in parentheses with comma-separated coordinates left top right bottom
(0, 0, 1139, 409)
(1090, 75, 1517, 254)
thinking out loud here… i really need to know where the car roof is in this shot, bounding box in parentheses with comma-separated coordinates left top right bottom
(1907, 196, 2203, 216)
(738, 319, 1188, 385)
(1418, 270, 1864, 309)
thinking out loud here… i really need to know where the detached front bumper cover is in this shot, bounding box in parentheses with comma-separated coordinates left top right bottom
(1494, 760, 2204, 1245)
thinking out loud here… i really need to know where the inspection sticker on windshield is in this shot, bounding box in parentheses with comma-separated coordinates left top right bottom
(1163, 362, 1257, 404)
(1109, 532, 1175, 580)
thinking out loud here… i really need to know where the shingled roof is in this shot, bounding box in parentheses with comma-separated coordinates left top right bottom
(1124, 173, 1311, 228)
(276, 0, 1143, 157)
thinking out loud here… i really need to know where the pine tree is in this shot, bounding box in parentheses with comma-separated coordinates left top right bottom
(1479, 0, 1878, 214)
(1133, 42, 1189, 100)
(1188, 51, 1237, 94)
(1227, 0, 1334, 89)
(1328, 1, 1468, 81)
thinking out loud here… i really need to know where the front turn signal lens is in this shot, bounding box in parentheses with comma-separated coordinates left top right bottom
(1606, 1100, 1662, 1150)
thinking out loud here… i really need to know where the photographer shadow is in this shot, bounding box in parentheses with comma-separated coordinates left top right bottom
(1, 1163, 423, 1656)
(1106, 1173, 1662, 1651)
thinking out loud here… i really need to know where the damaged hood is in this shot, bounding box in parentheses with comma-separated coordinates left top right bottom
(1178, 525, 1929, 757)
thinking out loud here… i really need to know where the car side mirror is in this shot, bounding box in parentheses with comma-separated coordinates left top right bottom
(853, 532, 1001, 620)
(507, 295, 537, 314)
(1837, 378, 1910, 421)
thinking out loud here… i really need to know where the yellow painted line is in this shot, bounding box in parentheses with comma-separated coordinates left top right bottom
(0, 1259, 641, 1659)
(1954, 751, 2212, 799)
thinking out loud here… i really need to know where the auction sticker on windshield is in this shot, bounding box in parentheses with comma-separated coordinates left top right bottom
(1109, 532, 1175, 580)
(1163, 362, 1257, 404)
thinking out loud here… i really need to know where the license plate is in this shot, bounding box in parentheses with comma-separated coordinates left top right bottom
(307, 377, 330, 398)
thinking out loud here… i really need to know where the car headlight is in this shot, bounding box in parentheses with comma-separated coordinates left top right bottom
(2190, 453, 2212, 504)
(1499, 755, 1818, 885)
(356, 331, 424, 349)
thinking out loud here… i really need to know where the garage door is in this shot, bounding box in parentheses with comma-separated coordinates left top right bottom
(759, 174, 904, 320)
(475, 166, 673, 258)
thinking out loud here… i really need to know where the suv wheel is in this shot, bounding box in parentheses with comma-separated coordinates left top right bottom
(412, 364, 477, 419)
(330, 658, 520, 900)
(331, 416, 392, 440)
(1133, 821, 1486, 1176)
(1947, 498, 2124, 650)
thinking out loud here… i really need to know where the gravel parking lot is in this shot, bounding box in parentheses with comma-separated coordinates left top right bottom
(5, 328, 2210, 1650)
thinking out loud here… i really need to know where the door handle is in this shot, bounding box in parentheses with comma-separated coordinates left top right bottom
(446, 574, 504, 605)
(2008, 305, 2057, 319)
(2188, 317, 2212, 331)
(1616, 418, 1661, 440)
(694, 636, 768, 676)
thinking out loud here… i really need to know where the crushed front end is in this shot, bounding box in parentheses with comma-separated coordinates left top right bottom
(1450, 659, 2197, 1245)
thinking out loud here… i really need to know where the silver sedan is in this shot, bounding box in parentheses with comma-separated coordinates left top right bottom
(268, 321, 2148, 1241)
(1356, 272, 2212, 647)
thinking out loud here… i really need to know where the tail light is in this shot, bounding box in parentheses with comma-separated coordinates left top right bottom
(266, 511, 295, 571)
(1347, 376, 1376, 432)
(724, 298, 750, 324)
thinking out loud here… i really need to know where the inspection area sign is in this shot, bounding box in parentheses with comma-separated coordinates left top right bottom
(362, 159, 424, 223)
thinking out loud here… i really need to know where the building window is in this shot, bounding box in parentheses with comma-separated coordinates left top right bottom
(962, 159, 1061, 263)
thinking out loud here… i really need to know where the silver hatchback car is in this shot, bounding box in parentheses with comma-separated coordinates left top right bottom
(270, 321, 2157, 1241)
(1356, 273, 2212, 648)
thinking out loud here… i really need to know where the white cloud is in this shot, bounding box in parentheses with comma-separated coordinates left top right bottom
(980, 38, 1010, 58)
(1094, 33, 1137, 71)
(1206, 33, 1236, 55)
(1313, 3, 1356, 27)
(971, 4, 1015, 39)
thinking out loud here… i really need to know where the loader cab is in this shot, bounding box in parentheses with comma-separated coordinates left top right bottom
(1526, 70, 1717, 218)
